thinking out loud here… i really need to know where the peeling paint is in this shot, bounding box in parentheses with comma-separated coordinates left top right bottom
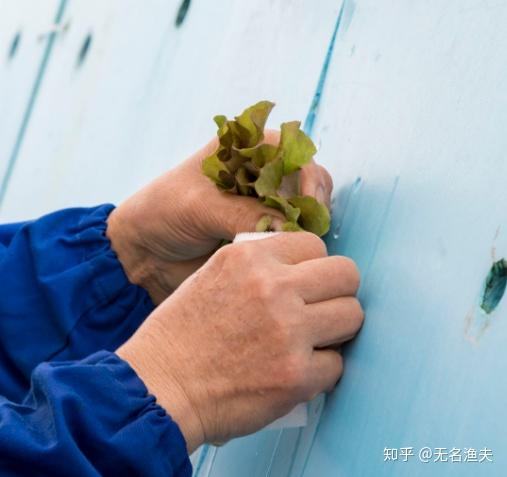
(464, 256, 506, 344)
(481, 258, 507, 314)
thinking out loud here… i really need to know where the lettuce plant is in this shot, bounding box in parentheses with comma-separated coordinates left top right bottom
(202, 101, 330, 236)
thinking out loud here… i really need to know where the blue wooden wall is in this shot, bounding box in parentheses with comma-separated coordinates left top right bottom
(1, 1, 506, 476)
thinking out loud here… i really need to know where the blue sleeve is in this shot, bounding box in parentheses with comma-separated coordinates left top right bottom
(0, 350, 192, 476)
(0, 205, 155, 402)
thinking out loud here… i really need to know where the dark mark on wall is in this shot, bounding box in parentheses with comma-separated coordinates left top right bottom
(303, 0, 356, 136)
(175, 0, 191, 27)
(480, 259, 507, 314)
(77, 33, 92, 67)
(465, 255, 507, 345)
(8, 31, 21, 60)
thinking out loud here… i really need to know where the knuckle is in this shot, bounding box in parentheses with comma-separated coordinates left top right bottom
(271, 317, 293, 349)
(335, 353, 344, 377)
(300, 232, 327, 258)
(212, 243, 259, 278)
(326, 353, 344, 388)
(280, 354, 307, 389)
(181, 187, 207, 217)
(212, 244, 237, 272)
(247, 269, 276, 303)
(352, 299, 365, 328)
(340, 298, 364, 338)
(318, 165, 334, 190)
(210, 243, 231, 268)
(335, 256, 361, 291)
(226, 242, 255, 264)
(317, 353, 344, 395)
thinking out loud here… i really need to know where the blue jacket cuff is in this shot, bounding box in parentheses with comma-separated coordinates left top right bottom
(93, 350, 192, 475)
(0, 350, 192, 476)
(0, 204, 155, 401)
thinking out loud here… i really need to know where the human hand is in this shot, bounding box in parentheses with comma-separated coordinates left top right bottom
(107, 131, 333, 303)
(116, 232, 363, 452)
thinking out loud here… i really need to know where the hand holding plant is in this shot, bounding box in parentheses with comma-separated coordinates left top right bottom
(202, 101, 331, 236)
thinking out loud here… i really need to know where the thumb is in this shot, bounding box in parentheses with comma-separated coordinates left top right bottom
(211, 193, 286, 240)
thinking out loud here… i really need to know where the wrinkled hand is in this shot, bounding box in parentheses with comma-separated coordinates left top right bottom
(107, 131, 333, 303)
(117, 233, 363, 452)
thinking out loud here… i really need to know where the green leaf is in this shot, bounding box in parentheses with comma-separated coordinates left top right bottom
(224, 148, 247, 174)
(263, 195, 300, 223)
(203, 101, 328, 237)
(228, 121, 250, 148)
(218, 170, 236, 191)
(202, 153, 229, 187)
(214, 115, 227, 129)
(279, 121, 316, 174)
(235, 166, 252, 185)
(256, 215, 273, 232)
(234, 101, 275, 147)
(216, 121, 234, 152)
(235, 166, 254, 195)
(239, 143, 278, 168)
(255, 158, 283, 197)
(288, 195, 330, 236)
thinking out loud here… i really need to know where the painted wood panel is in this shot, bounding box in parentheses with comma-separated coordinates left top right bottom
(0, 0, 341, 223)
(0, 0, 60, 199)
(0, 0, 182, 219)
(196, 1, 507, 475)
(2, 1, 506, 476)
(299, 1, 507, 476)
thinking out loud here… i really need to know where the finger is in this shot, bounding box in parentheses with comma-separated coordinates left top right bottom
(304, 297, 364, 348)
(291, 255, 360, 303)
(307, 350, 343, 395)
(319, 165, 333, 195)
(258, 231, 328, 264)
(300, 162, 321, 197)
(263, 128, 281, 146)
(300, 163, 333, 208)
(211, 193, 286, 240)
(266, 130, 333, 208)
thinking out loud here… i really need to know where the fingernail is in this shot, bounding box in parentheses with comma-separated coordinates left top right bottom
(316, 184, 326, 204)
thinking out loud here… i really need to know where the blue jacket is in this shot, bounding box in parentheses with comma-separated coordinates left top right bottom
(0, 204, 192, 476)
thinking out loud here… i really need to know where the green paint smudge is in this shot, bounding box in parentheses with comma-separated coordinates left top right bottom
(481, 258, 507, 314)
